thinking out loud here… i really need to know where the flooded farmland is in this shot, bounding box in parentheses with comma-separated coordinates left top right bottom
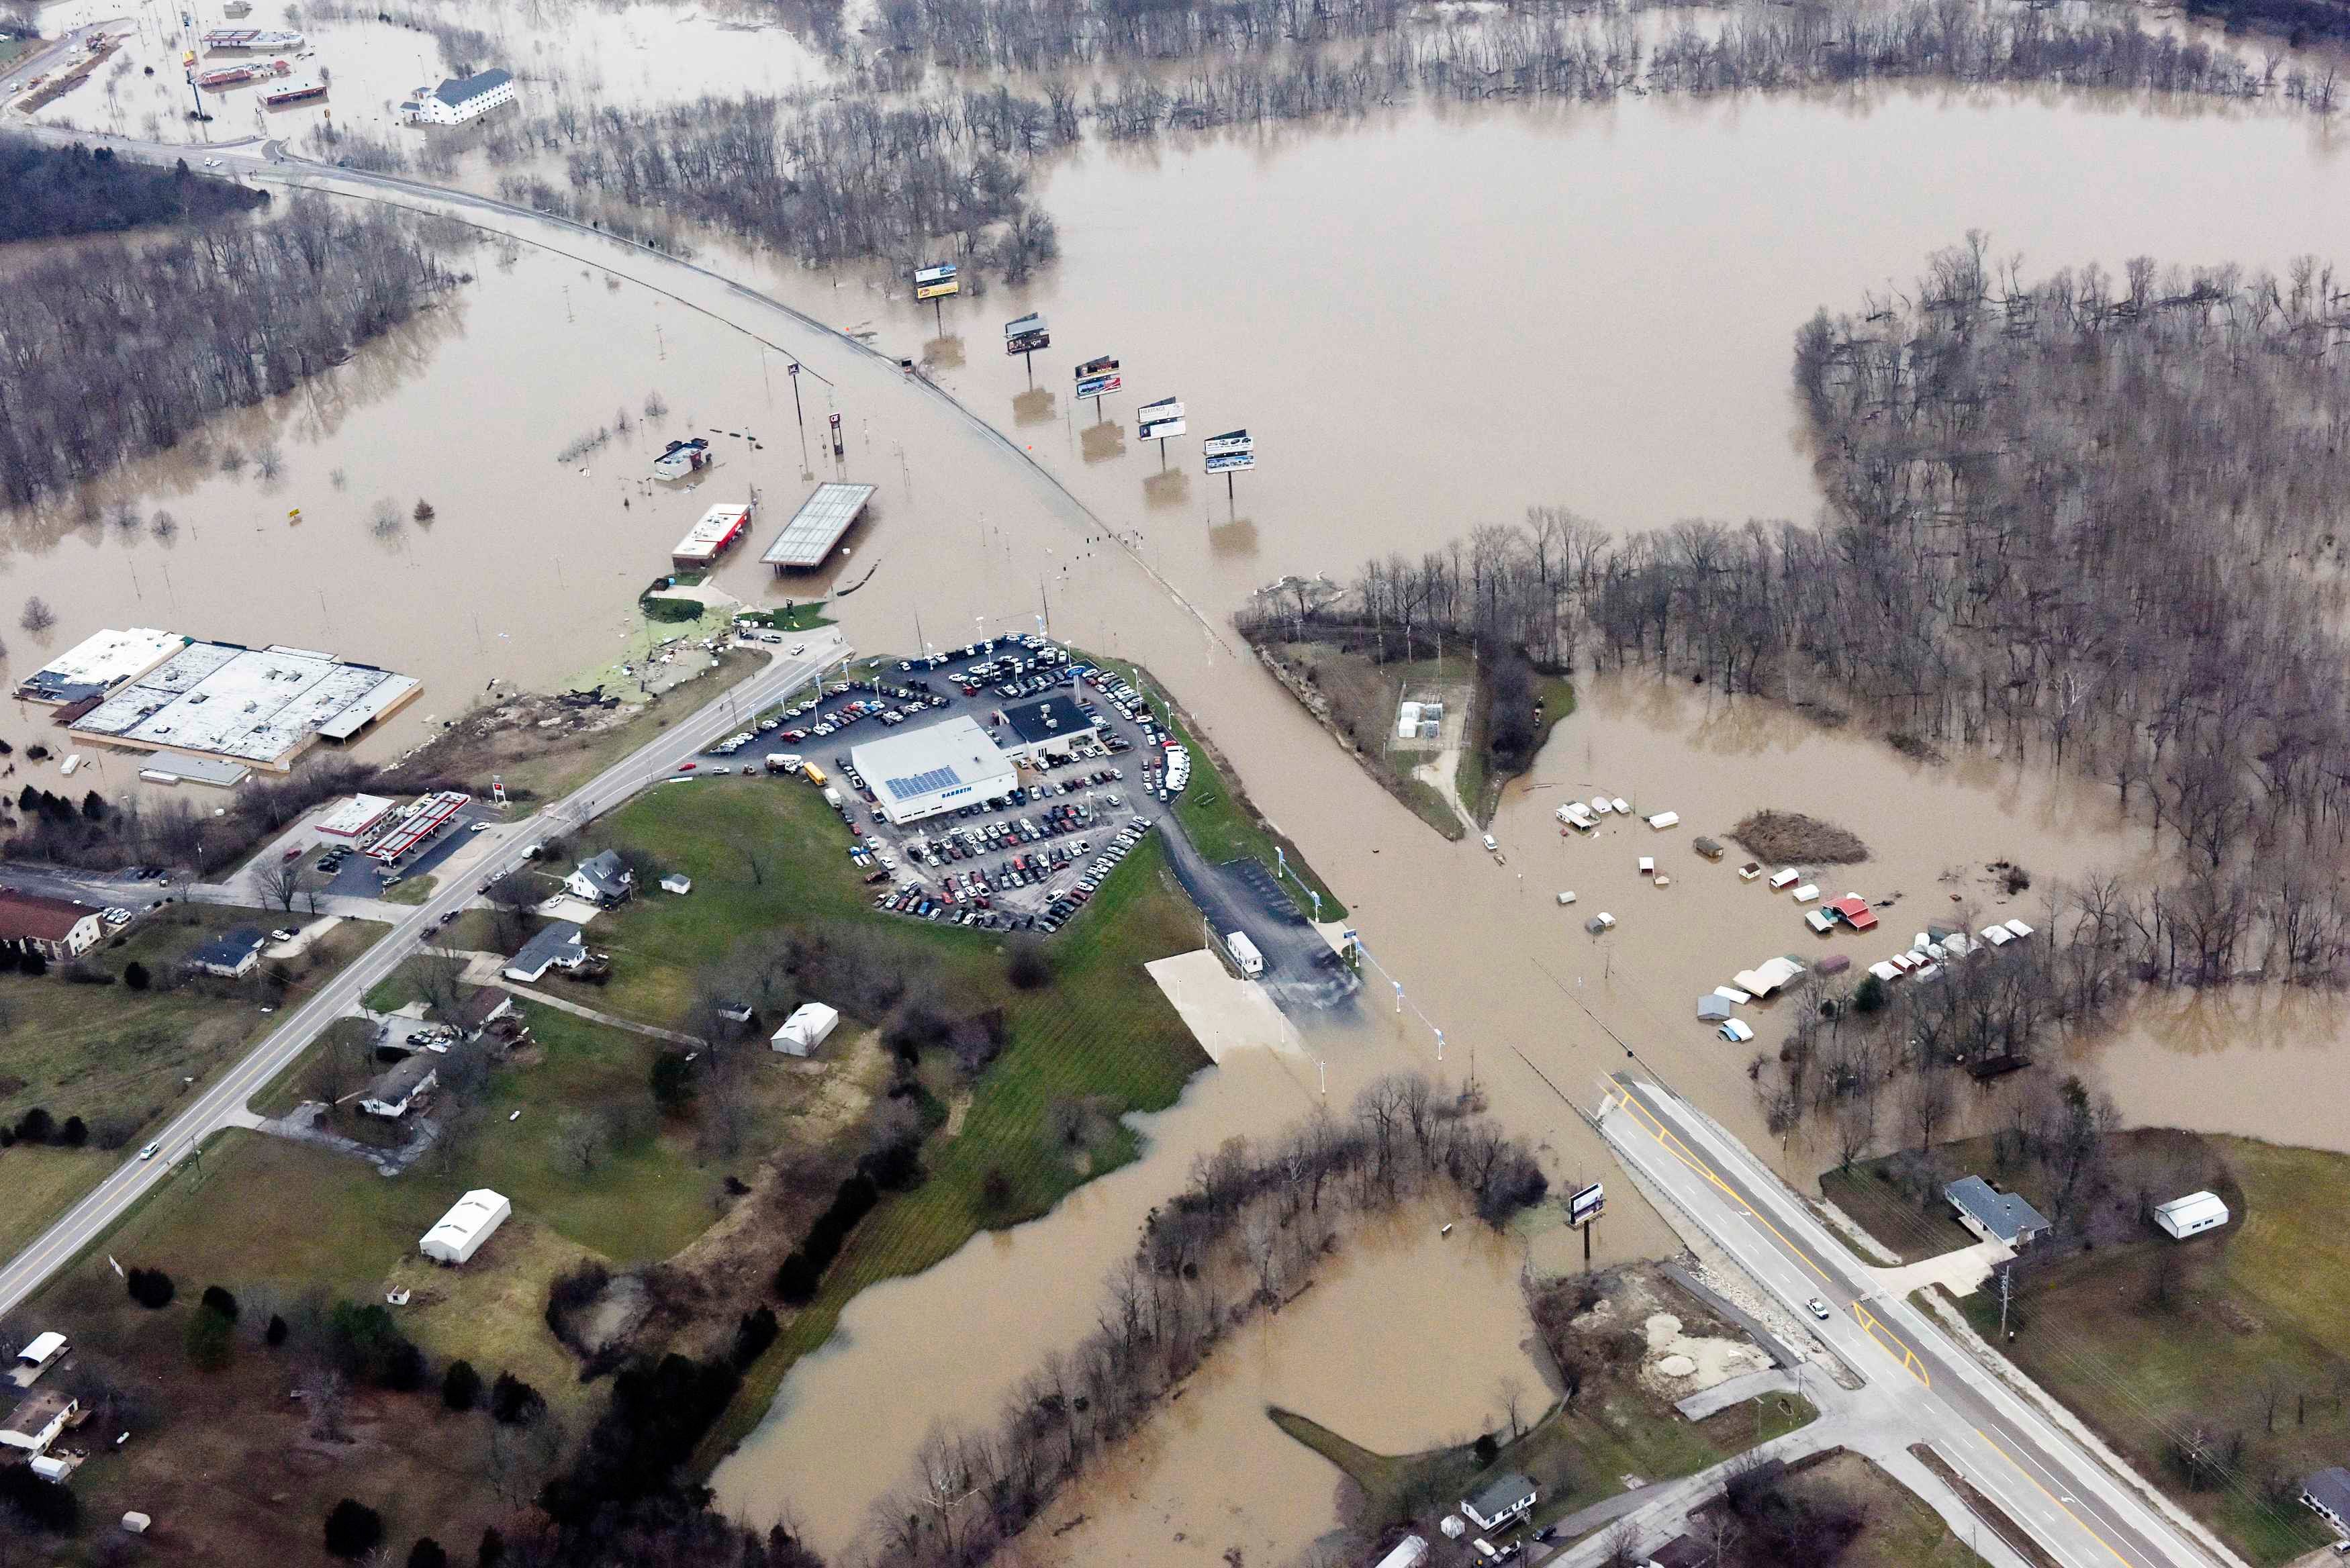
(13, 61, 2350, 1563)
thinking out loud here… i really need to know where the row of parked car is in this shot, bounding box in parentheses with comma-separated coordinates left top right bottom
(1035, 820, 1156, 934)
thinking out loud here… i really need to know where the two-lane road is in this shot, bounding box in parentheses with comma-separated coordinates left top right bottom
(0, 630, 849, 1318)
(1599, 1075, 2235, 1568)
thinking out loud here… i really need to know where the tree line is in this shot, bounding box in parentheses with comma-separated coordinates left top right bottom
(860, 1072, 1545, 1568)
(0, 138, 269, 242)
(0, 194, 462, 507)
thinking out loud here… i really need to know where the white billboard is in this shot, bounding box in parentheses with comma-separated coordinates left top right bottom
(1205, 450, 1255, 474)
(1567, 1181, 1605, 1225)
(1202, 429, 1254, 458)
(1138, 398, 1186, 440)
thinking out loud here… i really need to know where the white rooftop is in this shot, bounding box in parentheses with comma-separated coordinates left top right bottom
(762, 483, 876, 568)
(17, 628, 183, 703)
(673, 503, 752, 562)
(70, 642, 419, 768)
(851, 716, 1013, 808)
(16, 1332, 64, 1365)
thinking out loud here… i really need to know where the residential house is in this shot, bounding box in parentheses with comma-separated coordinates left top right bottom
(448, 986, 517, 1042)
(2302, 1467, 2350, 1539)
(359, 1054, 439, 1119)
(1460, 1472, 1537, 1534)
(0, 892, 104, 963)
(0, 1389, 76, 1455)
(187, 926, 267, 979)
(396, 67, 515, 125)
(503, 922, 587, 983)
(1945, 1175, 2052, 1248)
(564, 850, 634, 907)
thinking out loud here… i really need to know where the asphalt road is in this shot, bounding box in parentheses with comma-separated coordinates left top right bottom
(1599, 1075, 2231, 1568)
(0, 630, 849, 1318)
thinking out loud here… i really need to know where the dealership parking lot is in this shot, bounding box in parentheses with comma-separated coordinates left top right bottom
(680, 634, 1195, 936)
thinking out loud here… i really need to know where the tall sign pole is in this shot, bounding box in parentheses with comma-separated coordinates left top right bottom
(1203, 428, 1256, 507)
(787, 360, 804, 432)
(913, 262, 959, 332)
(1138, 397, 1185, 468)
(1005, 314, 1049, 387)
(1074, 356, 1121, 424)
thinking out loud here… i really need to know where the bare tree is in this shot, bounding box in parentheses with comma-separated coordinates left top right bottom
(261, 854, 305, 912)
(1906, 1068, 1955, 1156)
(16, 597, 52, 636)
(555, 1112, 610, 1176)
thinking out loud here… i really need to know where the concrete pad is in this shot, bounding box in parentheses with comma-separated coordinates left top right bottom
(1869, 1237, 2012, 1300)
(264, 914, 342, 960)
(1145, 948, 1309, 1065)
(535, 895, 604, 925)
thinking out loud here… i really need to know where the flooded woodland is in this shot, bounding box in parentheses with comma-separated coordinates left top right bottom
(15, 33, 2350, 1566)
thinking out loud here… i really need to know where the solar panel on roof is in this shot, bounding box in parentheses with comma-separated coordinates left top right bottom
(884, 765, 962, 798)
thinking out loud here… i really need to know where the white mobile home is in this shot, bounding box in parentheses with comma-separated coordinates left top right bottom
(420, 1189, 511, 1265)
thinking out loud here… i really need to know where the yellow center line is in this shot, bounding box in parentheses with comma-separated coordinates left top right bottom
(1975, 1426, 2136, 1568)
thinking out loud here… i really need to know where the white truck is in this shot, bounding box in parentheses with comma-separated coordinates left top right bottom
(1225, 930, 1264, 978)
(766, 752, 802, 775)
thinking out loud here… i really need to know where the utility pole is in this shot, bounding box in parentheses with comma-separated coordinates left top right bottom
(1999, 1264, 2013, 1340)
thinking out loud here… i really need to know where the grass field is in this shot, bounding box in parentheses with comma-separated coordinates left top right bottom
(382, 873, 438, 905)
(1785, 1452, 1991, 1568)
(0, 905, 385, 1258)
(1928, 1134, 2350, 1565)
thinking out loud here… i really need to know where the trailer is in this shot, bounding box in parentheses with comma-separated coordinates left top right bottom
(1225, 930, 1264, 978)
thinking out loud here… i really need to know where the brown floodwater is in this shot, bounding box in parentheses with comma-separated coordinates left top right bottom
(13, 75, 2350, 1553)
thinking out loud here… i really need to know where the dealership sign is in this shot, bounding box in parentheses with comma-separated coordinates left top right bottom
(1567, 1181, 1605, 1226)
(913, 262, 959, 301)
(1137, 397, 1186, 440)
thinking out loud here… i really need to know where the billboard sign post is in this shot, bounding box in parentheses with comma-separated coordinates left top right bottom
(1568, 1181, 1605, 1266)
(827, 411, 844, 462)
(1004, 314, 1049, 383)
(1137, 397, 1185, 464)
(1203, 428, 1256, 501)
(913, 262, 959, 329)
(1074, 355, 1121, 420)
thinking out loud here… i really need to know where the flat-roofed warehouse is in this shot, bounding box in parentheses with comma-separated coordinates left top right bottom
(851, 715, 1019, 825)
(14, 628, 185, 706)
(67, 641, 420, 772)
(762, 482, 876, 571)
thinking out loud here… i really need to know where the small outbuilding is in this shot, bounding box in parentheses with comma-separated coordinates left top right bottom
(1718, 1018, 1755, 1044)
(420, 1189, 510, 1265)
(659, 873, 693, 895)
(1692, 836, 1723, 860)
(1696, 995, 1733, 1023)
(1824, 895, 1877, 932)
(2154, 1191, 2230, 1240)
(13, 1332, 67, 1384)
(771, 1002, 841, 1057)
(121, 1512, 152, 1536)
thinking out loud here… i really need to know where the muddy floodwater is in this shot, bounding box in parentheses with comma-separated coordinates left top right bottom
(13, 72, 2350, 1558)
(713, 1050, 1552, 1564)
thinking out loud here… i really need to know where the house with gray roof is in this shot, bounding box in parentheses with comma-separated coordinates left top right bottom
(1945, 1175, 2051, 1248)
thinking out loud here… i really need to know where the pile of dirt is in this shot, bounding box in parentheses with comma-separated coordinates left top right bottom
(1732, 810, 1869, 865)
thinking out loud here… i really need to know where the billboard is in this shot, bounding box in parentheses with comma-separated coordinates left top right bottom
(1076, 373, 1123, 400)
(913, 262, 959, 301)
(1074, 355, 1120, 380)
(1567, 1181, 1605, 1226)
(1204, 428, 1254, 473)
(1004, 313, 1049, 354)
(1137, 397, 1186, 440)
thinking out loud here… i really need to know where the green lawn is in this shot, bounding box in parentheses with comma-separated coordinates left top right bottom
(1955, 1135, 2349, 1565)
(382, 873, 438, 905)
(0, 907, 385, 1258)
